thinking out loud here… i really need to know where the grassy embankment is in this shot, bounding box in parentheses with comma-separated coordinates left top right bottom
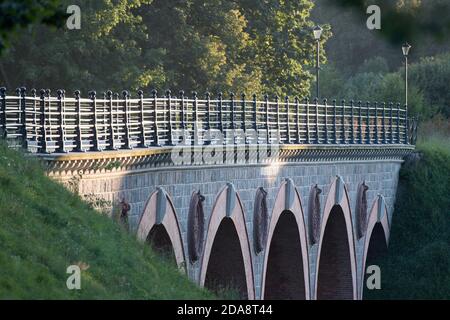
(0, 142, 212, 299)
(369, 136, 450, 299)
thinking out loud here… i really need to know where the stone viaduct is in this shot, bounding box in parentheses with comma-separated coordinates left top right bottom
(0, 87, 418, 299)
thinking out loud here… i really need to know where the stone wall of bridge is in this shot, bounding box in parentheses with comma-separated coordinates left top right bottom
(54, 155, 402, 300)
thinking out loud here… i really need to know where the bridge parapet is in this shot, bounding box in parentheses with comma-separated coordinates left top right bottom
(0, 87, 418, 156)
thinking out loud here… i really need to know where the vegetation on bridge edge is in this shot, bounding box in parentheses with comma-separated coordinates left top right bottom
(0, 141, 213, 299)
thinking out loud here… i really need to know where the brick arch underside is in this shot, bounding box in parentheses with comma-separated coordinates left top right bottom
(264, 210, 306, 299)
(204, 218, 248, 299)
(147, 224, 176, 264)
(363, 223, 388, 299)
(317, 205, 354, 300)
(136, 191, 186, 269)
(199, 186, 255, 300)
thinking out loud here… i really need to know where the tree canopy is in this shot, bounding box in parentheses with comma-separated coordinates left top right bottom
(0, 0, 329, 98)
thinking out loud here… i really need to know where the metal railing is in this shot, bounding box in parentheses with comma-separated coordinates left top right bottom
(0, 87, 418, 154)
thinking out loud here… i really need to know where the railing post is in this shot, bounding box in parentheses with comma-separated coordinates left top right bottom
(19, 87, 28, 148)
(323, 98, 328, 144)
(242, 93, 247, 140)
(365, 101, 371, 144)
(332, 99, 337, 144)
(179, 90, 185, 132)
(350, 100, 355, 144)
(218, 92, 223, 133)
(90, 90, 100, 151)
(404, 104, 409, 144)
(206, 92, 211, 131)
(264, 94, 270, 144)
(122, 90, 131, 149)
(275, 95, 280, 143)
(314, 98, 319, 144)
(252, 94, 258, 131)
(305, 97, 310, 144)
(166, 89, 173, 146)
(192, 91, 198, 145)
(138, 90, 147, 147)
(389, 102, 394, 144)
(31, 89, 38, 141)
(57, 89, 66, 152)
(358, 101, 363, 144)
(381, 102, 386, 144)
(341, 99, 346, 144)
(396, 102, 401, 143)
(295, 96, 300, 144)
(40, 89, 48, 153)
(152, 89, 160, 146)
(0, 87, 5, 138)
(285, 96, 291, 144)
(230, 92, 235, 135)
(107, 91, 116, 150)
(374, 102, 379, 144)
(74, 90, 82, 152)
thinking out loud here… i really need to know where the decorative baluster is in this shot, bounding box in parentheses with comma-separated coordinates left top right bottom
(275, 95, 280, 143)
(295, 96, 300, 144)
(305, 97, 310, 144)
(365, 101, 371, 144)
(0, 87, 5, 138)
(340, 99, 346, 144)
(382, 102, 386, 144)
(332, 99, 337, 144)
(404, 104, 408, 144)
(323, 98, 328, 144)
(230, 92, 235, 134)
(31, 89, 38, 141)
(152, 89, 159, 146)
(90, 91, 100, 151)
(19, 87, 27, 147)
(264, 94, 270, 144)
(253, 94, 258, 145)
(122, 90, 131, 149)
(241, 93, 247, 142)
(138, 90, 146, 147)
(179, 90, 185, 132)
(57, 89, 66, 152)
(107, 91, 115, 150)
(396, 102, 401, 143)
(350, 100, 355, 144)
(389, 102, 394, 144)
(374, 102, 379, 144)
(192, 91, 198, 145)
(166, 90, 173, 146)
(45, 89, 53, 150)
(358, 101, 363, 144)
(74, 90, 82, 152)
(206, 92, 211, 132)
(218, 92, 223, 133)
(314, 98, 319, 144)
(40, 89, 48, 152)
(285, 96, 291, 144)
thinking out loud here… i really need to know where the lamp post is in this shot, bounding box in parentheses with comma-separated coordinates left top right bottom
(402, 42, 411, 106)
(313, 25, 323, 99)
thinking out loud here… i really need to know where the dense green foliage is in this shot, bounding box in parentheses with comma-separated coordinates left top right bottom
(0, 143, 212, 299)
(0, 0, 329, 97)
(0, 0, 66, 53)
(368, 138, 450, 299)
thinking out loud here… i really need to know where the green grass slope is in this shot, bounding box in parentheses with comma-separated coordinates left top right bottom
(0, 143, 212, 299)
(370, 137, 450, 299)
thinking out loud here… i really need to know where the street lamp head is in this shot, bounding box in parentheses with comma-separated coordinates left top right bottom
(313, 25, 323, 40)
(402, 42, 412, 56)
